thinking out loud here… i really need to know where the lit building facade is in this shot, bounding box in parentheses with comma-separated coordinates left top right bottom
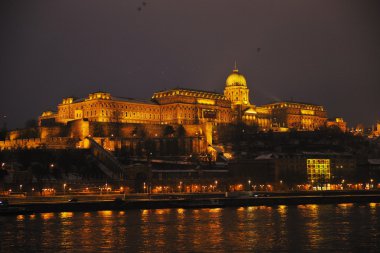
(307, 159, 331, 184)
(39, 65, 343, 132)
(259, 101, 327, 131)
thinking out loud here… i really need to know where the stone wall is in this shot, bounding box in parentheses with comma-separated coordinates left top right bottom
(2, 120, 211, 154)
(88, 121, 204, 139)
(0, 137, 78, 150)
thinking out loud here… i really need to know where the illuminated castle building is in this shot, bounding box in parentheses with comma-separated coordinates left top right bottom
(39, 65, 341, 132)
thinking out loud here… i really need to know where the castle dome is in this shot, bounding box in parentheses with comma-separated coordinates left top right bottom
(225, 68, 247, 87)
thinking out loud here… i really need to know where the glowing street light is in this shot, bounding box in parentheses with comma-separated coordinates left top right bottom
(63, 183, 67, 195)
(19, 184, 23, 192)
(248, 180, 251, 191)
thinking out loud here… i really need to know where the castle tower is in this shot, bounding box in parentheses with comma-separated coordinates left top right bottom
(224, 63, 250, 106)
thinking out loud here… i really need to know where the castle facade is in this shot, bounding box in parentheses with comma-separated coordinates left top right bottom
(39, 66, 341, 132)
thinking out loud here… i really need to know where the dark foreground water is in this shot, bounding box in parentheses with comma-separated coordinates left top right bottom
(1, 203, 380, 252)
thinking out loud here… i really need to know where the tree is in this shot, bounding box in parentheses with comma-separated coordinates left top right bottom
(132, 125, 147, 139)
(92, 122, 105, 137)
(0, 168, 8, 190)
(177, 125, 186, 138)
(18, 119, 39, 139)
(163, 125, 175, 137)
(30, 162, 49, 195)
(177, 125, 186, 155)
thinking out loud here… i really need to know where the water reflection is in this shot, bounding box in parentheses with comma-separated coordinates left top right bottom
(60, 212, 73, 219)
(1, 204, 379, 252)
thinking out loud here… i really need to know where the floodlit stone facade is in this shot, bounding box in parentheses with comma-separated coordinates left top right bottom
(39, 66, 339, 132)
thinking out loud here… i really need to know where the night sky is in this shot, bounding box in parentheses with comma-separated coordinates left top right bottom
(1, 0, 380, 129)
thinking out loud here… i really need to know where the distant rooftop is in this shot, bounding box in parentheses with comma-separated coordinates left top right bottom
(263, 100, 322, 107)
(156, 87, 223, 95)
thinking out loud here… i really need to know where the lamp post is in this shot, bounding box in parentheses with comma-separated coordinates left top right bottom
(248, 180, 251, 191)
(19, 184, 23, 193)
(63, 183, 66, 195)
(143, 182, 146, 194)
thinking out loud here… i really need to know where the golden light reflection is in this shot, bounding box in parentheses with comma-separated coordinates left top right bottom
(177, 208, 185, 214)
(369, 203, 378, 208)
(237, 207, 245, 212)
(337, 203, 354, 209)
(60, 212, 73, 219)
(247, 206, 258, 212)
(257, 206, 272, 211)
(208, 208, 222, 213)
(98, 210, 113, 217)
(155, 209, 171, 215)
(301, 204, 321, 250)
(41, 212, 54, 220)
(29, 214, 36, 220)
(83, 212, 91, 218)
(297, 204, 307, 209)
(278, 205, 287, 213)
(278, 205, 288, 221)
(16, 215, 24, 221)
(306, 204, 318, 210)
(118, 211, 125, 215)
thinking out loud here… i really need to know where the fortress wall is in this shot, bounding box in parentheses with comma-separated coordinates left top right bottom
(0, 137, 79, 150)
(89, 122, 203, 138)
(9, 129, 27, 140)
(68, 119, 89, 139)
(1, 120, 209, 153)
(40, 126, 67, 138)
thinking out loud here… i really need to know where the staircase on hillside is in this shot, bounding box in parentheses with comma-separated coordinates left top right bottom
(85, 137, 128, 180)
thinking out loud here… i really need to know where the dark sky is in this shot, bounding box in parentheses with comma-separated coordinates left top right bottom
(1, 0, 380, 129)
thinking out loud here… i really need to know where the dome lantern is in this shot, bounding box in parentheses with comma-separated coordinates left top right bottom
(225, 62, 247, 87)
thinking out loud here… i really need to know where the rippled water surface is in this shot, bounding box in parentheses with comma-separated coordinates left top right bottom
(1, 203, 380, 252)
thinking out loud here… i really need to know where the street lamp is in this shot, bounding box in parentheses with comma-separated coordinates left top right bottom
(63, 183, 67, 195)
(143, 182, 146, 193)
(248, 180, 251, 191)
(19, 184, 23, 193)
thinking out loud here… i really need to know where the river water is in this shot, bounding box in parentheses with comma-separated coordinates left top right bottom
(1, 203, 380, 252)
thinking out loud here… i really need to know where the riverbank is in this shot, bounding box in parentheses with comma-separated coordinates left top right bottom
(2, 190, 380, 215)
